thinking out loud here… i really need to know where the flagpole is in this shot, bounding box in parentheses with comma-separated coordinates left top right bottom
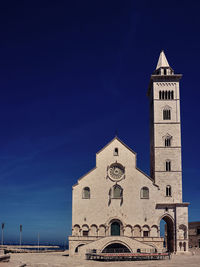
(37, 232, 40, 252)
(1, 223, 4, 247)
(20, 225, 22, 249)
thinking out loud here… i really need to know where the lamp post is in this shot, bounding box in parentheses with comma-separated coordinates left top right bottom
(37, 233, 40, 252)
(1, 223, 4, 247)
(19, 225, 22, 249)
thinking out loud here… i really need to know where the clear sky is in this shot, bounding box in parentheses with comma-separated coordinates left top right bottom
(0, 0, 200, 245)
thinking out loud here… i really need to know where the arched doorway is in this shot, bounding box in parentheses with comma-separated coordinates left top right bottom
(102, 243, 131, 253)
(160, 215, 174, 252)
(75, 244, 85, 253)
(111, 221, 120, 236)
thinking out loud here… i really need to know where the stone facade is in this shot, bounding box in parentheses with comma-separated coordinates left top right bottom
(188, 222, 200, 248)
(68, 51, 189, 256)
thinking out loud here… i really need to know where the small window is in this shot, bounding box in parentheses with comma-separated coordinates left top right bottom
(166, 185, 172, 196)
(82, 187, 90, 199)
(165, 136, 171, 147)
(143, 231, 149, 237)
(113, 185, 123, 198)
(82, 230, 89, 236)
(163, 109, 171, 120)
(171, 91, 174, 99)
(164, 69, 167, 75)
(166, 160, 171, 171)
(114, 147, 118, 156)
(141, 187, 149, 199)
(197, 229, 200, 235)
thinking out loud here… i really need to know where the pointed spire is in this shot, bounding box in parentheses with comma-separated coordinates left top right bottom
(156, 50, 170, 70)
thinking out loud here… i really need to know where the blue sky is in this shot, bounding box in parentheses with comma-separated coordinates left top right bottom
(0, 0, 200, 245)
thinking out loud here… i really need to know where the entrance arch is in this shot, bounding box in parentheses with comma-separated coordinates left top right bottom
(102, 243, 131, 253)
(160, 215, 174, 252)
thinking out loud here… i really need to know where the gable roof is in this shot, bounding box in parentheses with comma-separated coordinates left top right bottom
(73, 136, 157, 187)
(96, 136, 137, 155)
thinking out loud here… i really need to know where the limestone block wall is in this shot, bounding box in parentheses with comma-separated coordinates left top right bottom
(176, 206, 189, 252)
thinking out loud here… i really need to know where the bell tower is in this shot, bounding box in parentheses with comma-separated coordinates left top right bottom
(148, 51, 183, 202)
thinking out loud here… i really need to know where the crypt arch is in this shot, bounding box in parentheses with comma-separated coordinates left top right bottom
(101, 240, 132, 253)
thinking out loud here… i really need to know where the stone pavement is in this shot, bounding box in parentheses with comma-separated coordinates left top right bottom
(0, 251, 200, 267)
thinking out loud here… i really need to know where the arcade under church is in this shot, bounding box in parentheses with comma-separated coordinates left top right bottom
(68, 51, 189, 256)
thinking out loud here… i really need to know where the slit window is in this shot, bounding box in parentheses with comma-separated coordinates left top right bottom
(166, 185, 172, 196)
(166, 160, 171, 171)
(165, 136, 172, 147)
(159, 91, 174, 100)
(114, 147, 118, 156)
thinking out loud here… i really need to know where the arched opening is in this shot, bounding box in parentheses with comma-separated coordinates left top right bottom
(111, 221, 120, 236)
(75, 244, 85, 253)
(82, 187, 90, 199)
(102, 243, 131, 253)
(113, 185, 123, 199)
(160, 215, 174, 252)
(140, 187, 149, 199)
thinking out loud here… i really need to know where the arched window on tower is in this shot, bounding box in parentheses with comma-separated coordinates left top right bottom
(171, 91, 174, 99)
(165, 160, 171, 171)
(165, 135, 172, 147)
(166, 185, 172, 197)
(163, 108, 171, 120)
(140, 187, 149, 199)
(82, 187, 90, 199)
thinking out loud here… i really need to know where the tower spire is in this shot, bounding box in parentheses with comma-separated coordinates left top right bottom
(154, 50, 174, 75)
(156, 50, 170, 70)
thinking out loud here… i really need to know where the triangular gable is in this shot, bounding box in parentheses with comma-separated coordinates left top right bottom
(96, 136, 137, 155)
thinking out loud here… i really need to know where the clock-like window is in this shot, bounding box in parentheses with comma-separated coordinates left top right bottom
(108, 163, 125, 182)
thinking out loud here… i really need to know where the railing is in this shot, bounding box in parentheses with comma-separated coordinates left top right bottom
(86, 248, 167, 254)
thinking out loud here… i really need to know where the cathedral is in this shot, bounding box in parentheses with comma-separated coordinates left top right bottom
(68, 51, 189, 256)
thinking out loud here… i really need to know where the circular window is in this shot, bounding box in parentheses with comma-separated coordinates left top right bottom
(108, 163, 125, 181)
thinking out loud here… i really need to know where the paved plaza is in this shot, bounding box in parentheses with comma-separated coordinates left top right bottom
(1, 250, 200, 267)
